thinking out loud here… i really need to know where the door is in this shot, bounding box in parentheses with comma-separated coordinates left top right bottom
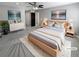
(31, 13, 35, 26)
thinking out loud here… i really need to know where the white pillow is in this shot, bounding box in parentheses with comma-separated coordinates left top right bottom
(48, 22, 56, 27)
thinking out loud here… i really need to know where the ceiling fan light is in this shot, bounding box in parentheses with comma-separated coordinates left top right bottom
(35, 7, 38, 10)
(33, 7, 38, 10)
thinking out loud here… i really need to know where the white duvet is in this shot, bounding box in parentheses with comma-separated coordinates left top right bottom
(36, 27, 65, 44)
(31, 27, 65, 50)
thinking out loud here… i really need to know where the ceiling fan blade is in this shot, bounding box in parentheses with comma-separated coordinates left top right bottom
(38, 5, 44, 8)
(29, 3, 34, 5)
(34, 2, 36, 5)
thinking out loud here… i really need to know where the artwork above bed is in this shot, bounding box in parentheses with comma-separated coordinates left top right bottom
(51, 10, 66, 20)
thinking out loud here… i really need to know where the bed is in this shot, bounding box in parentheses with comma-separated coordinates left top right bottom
(28, 25, 65, 56)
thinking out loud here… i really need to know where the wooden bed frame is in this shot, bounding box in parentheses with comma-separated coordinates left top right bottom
(28, 34, 60, 57)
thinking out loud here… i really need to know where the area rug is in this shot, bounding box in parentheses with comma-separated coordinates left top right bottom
(20, 36, 72, 57)
(59, 40, 71, 57)
(0, 39, 34, 57)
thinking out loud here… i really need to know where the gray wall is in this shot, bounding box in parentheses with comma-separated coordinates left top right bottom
(0, 5, 26, 25)
(38, 3, 79, 35)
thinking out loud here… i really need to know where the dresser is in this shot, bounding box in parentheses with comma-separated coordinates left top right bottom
(9, 23, 25, 32)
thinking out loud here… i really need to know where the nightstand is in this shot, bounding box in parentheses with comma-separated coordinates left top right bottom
(66, 26, 75, 37)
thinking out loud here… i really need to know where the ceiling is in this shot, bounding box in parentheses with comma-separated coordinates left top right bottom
(0, 2, 76, 10)
(37, 2, 75, 8)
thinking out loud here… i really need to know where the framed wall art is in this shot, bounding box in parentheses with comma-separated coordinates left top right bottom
(51, 10, 66, 20)
(8, 10, 21, 24)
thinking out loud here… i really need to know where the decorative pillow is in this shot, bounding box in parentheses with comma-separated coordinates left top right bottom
(48, 22, 56, 27)
(55, 24, 65, 33)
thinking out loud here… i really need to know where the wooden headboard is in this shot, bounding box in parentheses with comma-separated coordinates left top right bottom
(48, 20, 69, 29)
(48, 20, 75, 35)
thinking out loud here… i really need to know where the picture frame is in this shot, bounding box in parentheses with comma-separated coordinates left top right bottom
(8, 10, 21, 24)
(51, 10, 66, 20)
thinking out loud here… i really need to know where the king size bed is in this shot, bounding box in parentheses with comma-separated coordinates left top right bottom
(28, 25, 66, 56)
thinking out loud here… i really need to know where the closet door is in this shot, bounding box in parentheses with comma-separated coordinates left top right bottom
(31, 13, 35, 26)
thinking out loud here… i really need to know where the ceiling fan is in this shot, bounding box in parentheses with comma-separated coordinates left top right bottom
(26, 2, 44, 10)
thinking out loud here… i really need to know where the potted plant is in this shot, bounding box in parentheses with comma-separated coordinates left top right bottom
(0, 22, 2, 37)
(1, 21, 9, 35)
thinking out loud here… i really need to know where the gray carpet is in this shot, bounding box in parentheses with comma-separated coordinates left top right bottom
(0, 27, 36, 57)
(0, 38, 34, 57)
(0, 26, 39, 57)
(7, 41, 34, 57)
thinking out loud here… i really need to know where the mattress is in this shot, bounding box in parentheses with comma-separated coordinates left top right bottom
(29, 27, 65, 51)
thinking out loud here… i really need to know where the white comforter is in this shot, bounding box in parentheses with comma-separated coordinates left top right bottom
(30, 27, 65, 50)
(36, 27, 65, 44)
